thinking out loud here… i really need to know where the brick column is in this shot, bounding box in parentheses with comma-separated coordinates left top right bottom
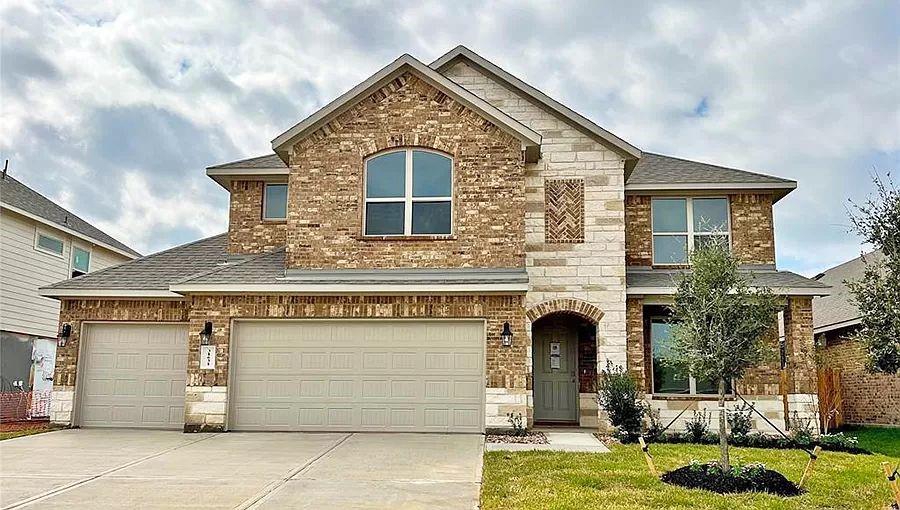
(783, 296, 819, 429)
(625, 298, 646, 391)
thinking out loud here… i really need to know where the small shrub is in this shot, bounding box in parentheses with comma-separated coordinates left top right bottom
(596, 360, 646, 443)
(817, 432, 860, 451)
(789, 411, 815, 445)
(507, 412, 526, 436)
(727, 404, 753, 439)
(661, 460, 802, 496)
(644, 407, 664, 441)
(684, 410, 711, 443)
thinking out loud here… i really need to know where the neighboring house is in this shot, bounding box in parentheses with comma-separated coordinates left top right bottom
(0, 172, 139, 419)
(813, 250, 899, 426)
(39, 46, 827, 434)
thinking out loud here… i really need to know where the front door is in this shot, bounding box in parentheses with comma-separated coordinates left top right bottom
(533, 318, 578, 422)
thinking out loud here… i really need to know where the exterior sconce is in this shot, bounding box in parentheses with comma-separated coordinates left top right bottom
(57, 323, 71, 347)
(500, 322, 513, 347)
(199, 321, 213, 346)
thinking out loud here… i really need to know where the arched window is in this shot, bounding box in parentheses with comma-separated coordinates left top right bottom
(364, 149, 452, 236)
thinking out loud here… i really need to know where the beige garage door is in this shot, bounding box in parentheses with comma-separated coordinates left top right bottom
(230, 320, 485, 433)
(78, 323, 187, 429)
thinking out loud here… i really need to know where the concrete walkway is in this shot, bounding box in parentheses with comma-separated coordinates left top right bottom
(485, 428, 610, 453)
(0, 429, 483, 509)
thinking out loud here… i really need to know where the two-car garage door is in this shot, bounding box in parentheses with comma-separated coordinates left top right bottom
(230, 320, 485, 433)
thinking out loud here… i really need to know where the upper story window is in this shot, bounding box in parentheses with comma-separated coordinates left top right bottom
(71, 246, 90, 277)
(651, 197, 730, 265)
(35, 232, 64, 257)
(263, 183, 288, 220)
(364, 149, 452, 236)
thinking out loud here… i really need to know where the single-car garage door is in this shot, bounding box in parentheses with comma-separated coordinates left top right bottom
(231, 320, 485, 433)
(78, 323, 187, 429)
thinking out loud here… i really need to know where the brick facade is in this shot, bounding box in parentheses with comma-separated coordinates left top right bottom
(730, 193, 776, 265)
(283, 72, 525, 270)
(817, 329, 900, 426)
(625, 192, 777, 266)
(228, 180, 287, 255)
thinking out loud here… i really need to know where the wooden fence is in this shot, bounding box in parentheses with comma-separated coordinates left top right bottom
(817, 368, 843, 432)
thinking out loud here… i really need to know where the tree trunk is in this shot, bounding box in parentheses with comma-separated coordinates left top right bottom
(718, 378, 730, 470)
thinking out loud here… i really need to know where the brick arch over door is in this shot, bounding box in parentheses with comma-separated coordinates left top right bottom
(526, 298, 604, 325)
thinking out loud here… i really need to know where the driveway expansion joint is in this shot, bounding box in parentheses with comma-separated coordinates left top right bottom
(2, 432, 221, 510)
(235, 432, 353, 510)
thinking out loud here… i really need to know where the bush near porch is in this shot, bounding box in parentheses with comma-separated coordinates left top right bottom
(481, 436, 897, 509)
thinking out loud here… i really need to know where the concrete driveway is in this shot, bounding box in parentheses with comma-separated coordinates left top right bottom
(0, 429, 483, 509)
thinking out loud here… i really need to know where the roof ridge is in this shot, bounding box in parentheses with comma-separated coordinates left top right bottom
(1, 174, 141, 257)
(173, 246, 285, 285)
(643, 152, 794, 183)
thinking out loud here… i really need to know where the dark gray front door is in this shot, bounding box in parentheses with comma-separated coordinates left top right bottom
(533, 319, 578, 422)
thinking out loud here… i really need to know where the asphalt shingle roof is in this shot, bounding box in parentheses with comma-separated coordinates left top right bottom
(626, 267, 830, 293)
(206, 154, 286, 170)
(1, 174, 140, 257)
(812, 250, 884, 331)
(627, 153, 795, 186)
(40, 234, 228, 292)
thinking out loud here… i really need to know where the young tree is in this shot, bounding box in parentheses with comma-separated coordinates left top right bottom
(668, 239, 780, 469)
(847, 173, 900, 374)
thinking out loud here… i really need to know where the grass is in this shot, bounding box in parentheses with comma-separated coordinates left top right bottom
(482, 441, 897, 509)
(840, 425, 900, 458)
(0, 423, 61, 441)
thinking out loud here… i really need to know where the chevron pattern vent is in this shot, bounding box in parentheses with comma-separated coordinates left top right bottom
(545, 179, 585, 243)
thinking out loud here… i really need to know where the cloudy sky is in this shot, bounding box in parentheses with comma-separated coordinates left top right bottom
(2, 0, 897, 275)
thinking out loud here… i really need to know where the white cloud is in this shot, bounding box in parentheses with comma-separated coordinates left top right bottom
(1, 0, 897, 273)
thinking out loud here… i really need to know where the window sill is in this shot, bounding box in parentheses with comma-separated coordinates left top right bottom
(650, 394, 735, 401)
(261, 219, 287, 224)
(357, 235, 457, 242)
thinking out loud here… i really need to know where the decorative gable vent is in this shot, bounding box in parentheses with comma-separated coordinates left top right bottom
(544, 178, 585, 244)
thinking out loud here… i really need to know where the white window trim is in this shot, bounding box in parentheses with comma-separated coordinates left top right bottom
(262, 182, 288, 221)
(651, 196, 732, 266)
(70, 243, 92, 276)
(34, 228, 65, 258)
(363, 148, 453, 237)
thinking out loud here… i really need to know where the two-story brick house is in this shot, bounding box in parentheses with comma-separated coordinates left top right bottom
(39, 46, 828, 433)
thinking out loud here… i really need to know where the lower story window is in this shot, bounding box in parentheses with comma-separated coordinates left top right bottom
(650, 317, 725, 395)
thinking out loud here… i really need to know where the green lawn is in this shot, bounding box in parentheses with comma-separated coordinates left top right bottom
(0, 424, 61, 441)
(482, 441, 897, 509)
(841, 426, 900, 458)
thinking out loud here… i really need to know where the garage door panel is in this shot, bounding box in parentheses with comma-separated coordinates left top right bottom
(231, 320, 484, 432)
(78, 323, 188, 429)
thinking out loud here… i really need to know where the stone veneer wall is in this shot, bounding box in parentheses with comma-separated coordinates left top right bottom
(184, 294, 527, 431)
(50, 299, 190, 426)
(818, 329, 900, 426)
(284, 72, 525, 270)
(625, 193, 776, 266)
(228, 180, 287, 255)
(624, 296, 819, 433)
(443, 61, 628, 428)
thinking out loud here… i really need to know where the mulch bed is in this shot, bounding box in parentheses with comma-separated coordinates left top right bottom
(486, 431, 548, 444)
(661, 463, 802, 497)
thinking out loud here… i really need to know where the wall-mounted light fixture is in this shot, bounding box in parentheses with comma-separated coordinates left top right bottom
(199, 321, 213, 345)
(57, 323, 71, 347)
(500, 322, 513, 347)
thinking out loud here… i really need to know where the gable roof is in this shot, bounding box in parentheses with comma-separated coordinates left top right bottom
(812, 250, 884, 333)
(271, 53, 542, 162)
(430, 45, 642, 165)
(626, 152, 797, 202)
(1, 174, 140, 258)
(38, 234, 227, 298)
(207, 154, 286, 171)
